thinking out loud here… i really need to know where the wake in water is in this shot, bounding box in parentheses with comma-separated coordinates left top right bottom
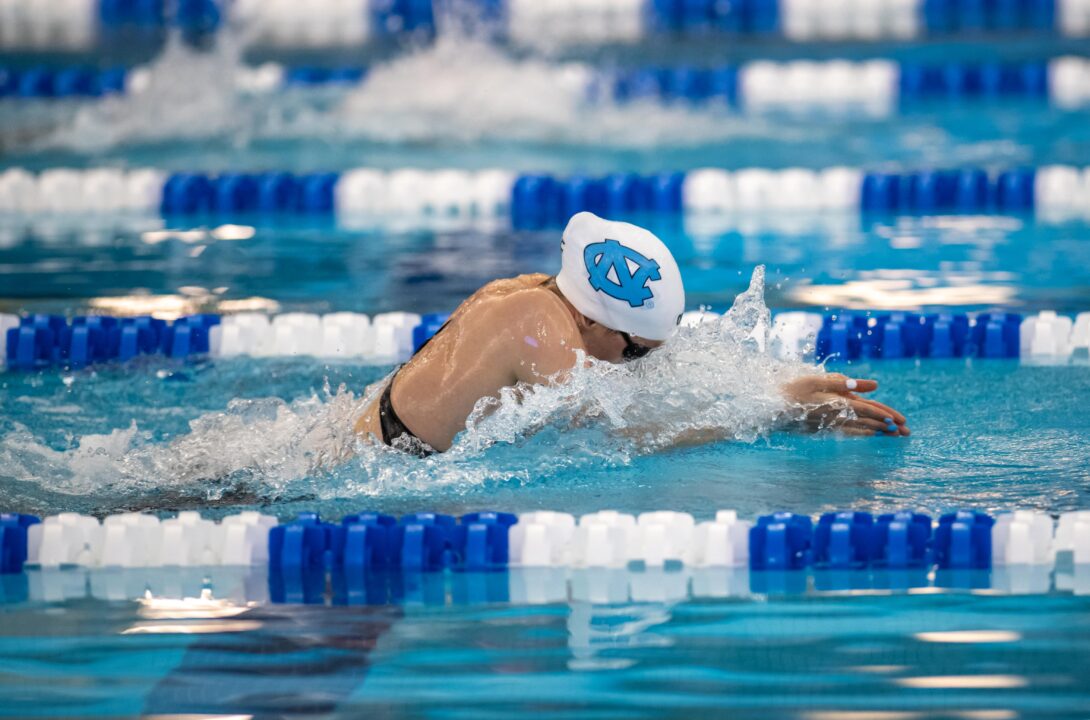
(0, 267, 822, 513)
(329, 35, 757, 146)
(43, 35, 252, 152)
(38, 25, 772, 153)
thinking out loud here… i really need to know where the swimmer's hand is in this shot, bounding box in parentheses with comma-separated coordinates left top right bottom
(783, 374, 910, 437)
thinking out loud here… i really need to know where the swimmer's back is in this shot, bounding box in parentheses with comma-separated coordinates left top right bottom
(355, 273, 583, 451)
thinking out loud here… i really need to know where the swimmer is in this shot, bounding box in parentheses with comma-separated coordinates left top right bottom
(354, 212, 910, 455)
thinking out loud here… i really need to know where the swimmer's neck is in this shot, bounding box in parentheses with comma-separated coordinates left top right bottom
(541, 276, 585, 328)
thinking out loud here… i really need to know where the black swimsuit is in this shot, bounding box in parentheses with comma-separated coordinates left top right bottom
(377, 320, 450, 457)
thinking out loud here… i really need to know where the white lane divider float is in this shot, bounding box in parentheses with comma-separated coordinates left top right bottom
(0, 0, 96, 51)
(210, 311, 421, 362)
(3, 165, 1090, 218)
(0, 168, 166, 214)
(739, 59, 899, 115)
(230, 0, 373, 49)
(26, 511, 278, 568)
(507, 0, 646, 47)
(12, 509, 1090, 580)
(512, 510, 752, 568)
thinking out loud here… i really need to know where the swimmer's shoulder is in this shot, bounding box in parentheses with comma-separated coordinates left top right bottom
(496, 276, 580, 339)
(457, 274, 578, 342)
(475, 273, 552, 295)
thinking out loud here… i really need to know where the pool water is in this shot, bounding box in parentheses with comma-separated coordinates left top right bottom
(2, 357, 1089, 520)
(3, 21, 1090, 720)
(4, 34, 1090, 173)
(3, 214, 1090, 317)
(2, 592, 1089, 718)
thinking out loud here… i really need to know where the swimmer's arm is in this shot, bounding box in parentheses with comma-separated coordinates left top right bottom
(615, 374, 910, 449)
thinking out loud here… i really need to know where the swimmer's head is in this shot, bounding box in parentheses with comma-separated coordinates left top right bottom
(556, 212, 686, 344)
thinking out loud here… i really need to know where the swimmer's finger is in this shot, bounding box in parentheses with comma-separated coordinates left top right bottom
(816, 376, 878, 394)
(852, 397, 907, 425)
(845, 414, 911, 436)
(847, 399, 897, 423)
(850, 401, 910, 435)
(842, 420, 902, 436)
(848, 417, 895, 433)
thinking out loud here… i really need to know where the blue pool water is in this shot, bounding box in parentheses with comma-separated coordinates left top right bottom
(4, 35, 1090, 173)
(3, 22, 1090, 719)
(2, 355, 1089, 520)
(4, 214, 1090, 316)
(1, 591, 1089, 717)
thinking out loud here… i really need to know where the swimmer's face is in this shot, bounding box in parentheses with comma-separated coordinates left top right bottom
(580, 322, 663, 364)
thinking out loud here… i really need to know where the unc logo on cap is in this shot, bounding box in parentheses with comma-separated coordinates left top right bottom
(583, 239, 661, 308)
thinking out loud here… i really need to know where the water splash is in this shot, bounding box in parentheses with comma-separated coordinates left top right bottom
(458, 266, 806, 454)
(0, 267, 819, 513)
(38, 27, 772, 154)
(43, 34, 252, 152)
(332, 35, 755, 147)
(0, 385, 367, 510)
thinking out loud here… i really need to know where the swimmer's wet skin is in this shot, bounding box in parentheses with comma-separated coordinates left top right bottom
(782, 374, 910, 437)
(354, 212, 910, 453)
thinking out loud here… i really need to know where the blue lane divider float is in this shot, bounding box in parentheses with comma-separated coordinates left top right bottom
(5, 309, 1090, 371)
(700, 307, 1090, 361)
(4, 0, 1087, 57)
(860, 167, 1039, 213)
(412, 313, 451, 353)
(13, 57, 1090, 110)
(812, 311, 1023, 361)
(3, 166, 1089, 219)
(934, 510, 995, 569)
(2, 314, 219, 371)
(0, 310, 431, 370)
(183, 164, 1085, 223)
(921, 0, 1058, 33)
(0, 514, 40, 574)
(283, 66, 368, 87)
(0, 66, 128, 99)
(99, 0, 221, 35)
(751, 510, 999, 573)
(646, 0, 779, 34)
(6, 508, 1090, 579)
(269, 511, 516, 573)
(813, 511, 877, 569)
(159, 171, 341, 214)
(4, 508, 1088, 603)
(871, 512, 934, 567)
(512, 171, 686, 229)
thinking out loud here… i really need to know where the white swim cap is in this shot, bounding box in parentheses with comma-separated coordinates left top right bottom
(555, 212, 685, 341)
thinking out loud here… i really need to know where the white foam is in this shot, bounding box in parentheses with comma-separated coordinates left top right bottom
(457, 266, 814, 455)
(34, 19, 786, 154)
(42, 35, 250, 152)
(334, 34, 745, 146)
(0, 389, 368, 504)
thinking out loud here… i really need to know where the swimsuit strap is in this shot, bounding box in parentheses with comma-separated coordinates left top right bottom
(377, 316, 454, 456)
